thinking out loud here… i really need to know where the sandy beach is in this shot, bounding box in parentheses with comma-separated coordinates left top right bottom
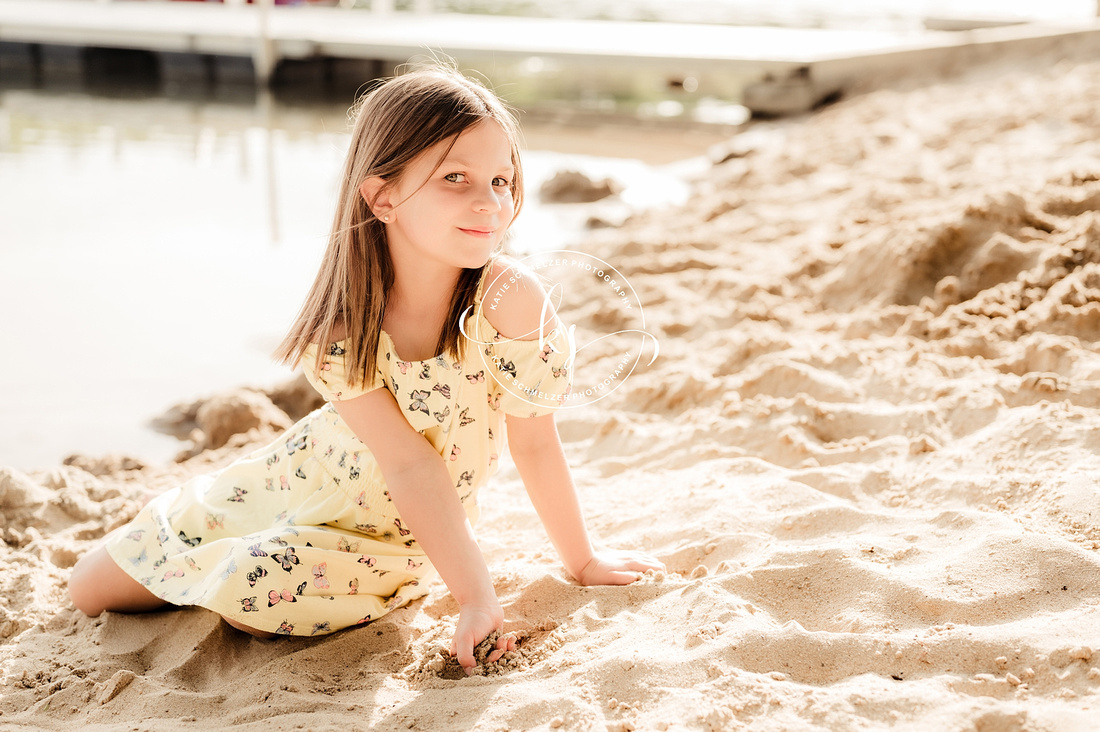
(3, 44, 1100, 731)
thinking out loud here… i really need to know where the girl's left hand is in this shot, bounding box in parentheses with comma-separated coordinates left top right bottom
(574, 549, 665, 586)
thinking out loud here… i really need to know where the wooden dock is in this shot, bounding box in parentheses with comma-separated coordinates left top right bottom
(1, 0, 1098, 115)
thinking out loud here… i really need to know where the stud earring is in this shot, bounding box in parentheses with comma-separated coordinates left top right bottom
(382, 215, 390, 222)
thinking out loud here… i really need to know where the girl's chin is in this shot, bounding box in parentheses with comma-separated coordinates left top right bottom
(463, 245, 499, 270)
(430, 237, 500, 271)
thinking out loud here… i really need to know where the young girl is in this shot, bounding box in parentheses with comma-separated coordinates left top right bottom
(68, 65, 664, 675)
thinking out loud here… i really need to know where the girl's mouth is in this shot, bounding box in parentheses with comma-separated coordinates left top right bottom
(459, 228, 495, 238)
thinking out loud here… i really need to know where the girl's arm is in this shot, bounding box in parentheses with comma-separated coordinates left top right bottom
(484, 258, 664, 584)
(332, 389, 513, 672)
(506, 412, 665, 585)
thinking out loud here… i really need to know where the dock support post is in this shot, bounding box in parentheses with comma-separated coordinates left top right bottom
(255, 0, 275, 86)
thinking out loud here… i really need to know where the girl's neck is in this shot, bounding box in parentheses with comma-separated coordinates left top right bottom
(383, 254, 464, 360)
(387, 259, 461, 320)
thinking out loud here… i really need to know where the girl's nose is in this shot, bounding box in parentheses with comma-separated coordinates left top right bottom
(472, 183, 502, 214)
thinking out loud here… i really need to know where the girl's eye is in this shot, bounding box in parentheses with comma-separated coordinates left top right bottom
(492, 177, 512, 188)
(443, 173, 466, 183)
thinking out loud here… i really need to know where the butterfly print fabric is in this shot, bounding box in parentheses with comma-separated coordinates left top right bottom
(102, 269, 573, 636)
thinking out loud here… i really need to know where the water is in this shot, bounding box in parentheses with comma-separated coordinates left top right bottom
(0, 84, 720, 471)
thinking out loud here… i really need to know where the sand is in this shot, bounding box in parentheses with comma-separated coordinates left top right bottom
(3, 48, 1100, 731)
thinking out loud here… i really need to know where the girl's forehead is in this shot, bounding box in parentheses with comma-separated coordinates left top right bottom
(449, 120, 513, 154)
(418, 120, 515, 169)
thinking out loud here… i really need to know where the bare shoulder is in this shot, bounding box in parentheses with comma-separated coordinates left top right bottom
(483, 257, 557, 341)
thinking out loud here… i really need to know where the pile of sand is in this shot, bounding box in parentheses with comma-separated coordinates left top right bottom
(3, 52, 1100, 731)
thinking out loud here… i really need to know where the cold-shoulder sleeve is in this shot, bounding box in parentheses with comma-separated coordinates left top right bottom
(484, 319, 574, 418)
(300, 342, 385, 402)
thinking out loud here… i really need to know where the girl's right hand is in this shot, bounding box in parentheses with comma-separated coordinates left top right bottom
(450, 602, 515, 675)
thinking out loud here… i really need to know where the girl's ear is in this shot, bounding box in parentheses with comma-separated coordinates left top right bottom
(359, 176, 393, 221)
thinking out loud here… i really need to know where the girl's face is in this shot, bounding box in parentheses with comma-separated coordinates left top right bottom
(383, 120, 516, 272)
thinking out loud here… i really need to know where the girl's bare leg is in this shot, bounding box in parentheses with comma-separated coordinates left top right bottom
(69, 546, 167, 616)
(69, 546, 275, 639)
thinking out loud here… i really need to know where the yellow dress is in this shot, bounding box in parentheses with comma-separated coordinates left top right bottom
(103, 275, 573, 636)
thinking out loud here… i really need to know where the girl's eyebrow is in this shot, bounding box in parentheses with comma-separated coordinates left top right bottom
(442, 155, 514, 171)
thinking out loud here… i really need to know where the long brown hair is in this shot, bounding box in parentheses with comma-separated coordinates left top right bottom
(273, 65, 525, 386)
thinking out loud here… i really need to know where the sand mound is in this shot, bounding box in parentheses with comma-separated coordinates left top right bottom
(810, 178, 1100, 349)
(817, 189, 1058, 309)
(4, 54, 1100, 732)
(539, 170, 620, 203)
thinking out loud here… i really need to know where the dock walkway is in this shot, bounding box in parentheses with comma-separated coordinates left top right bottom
(1, 0, 1098, 114)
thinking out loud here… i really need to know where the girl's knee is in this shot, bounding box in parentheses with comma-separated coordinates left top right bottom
(69, 546, 166, 617)
(69, 548, 107, 616)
